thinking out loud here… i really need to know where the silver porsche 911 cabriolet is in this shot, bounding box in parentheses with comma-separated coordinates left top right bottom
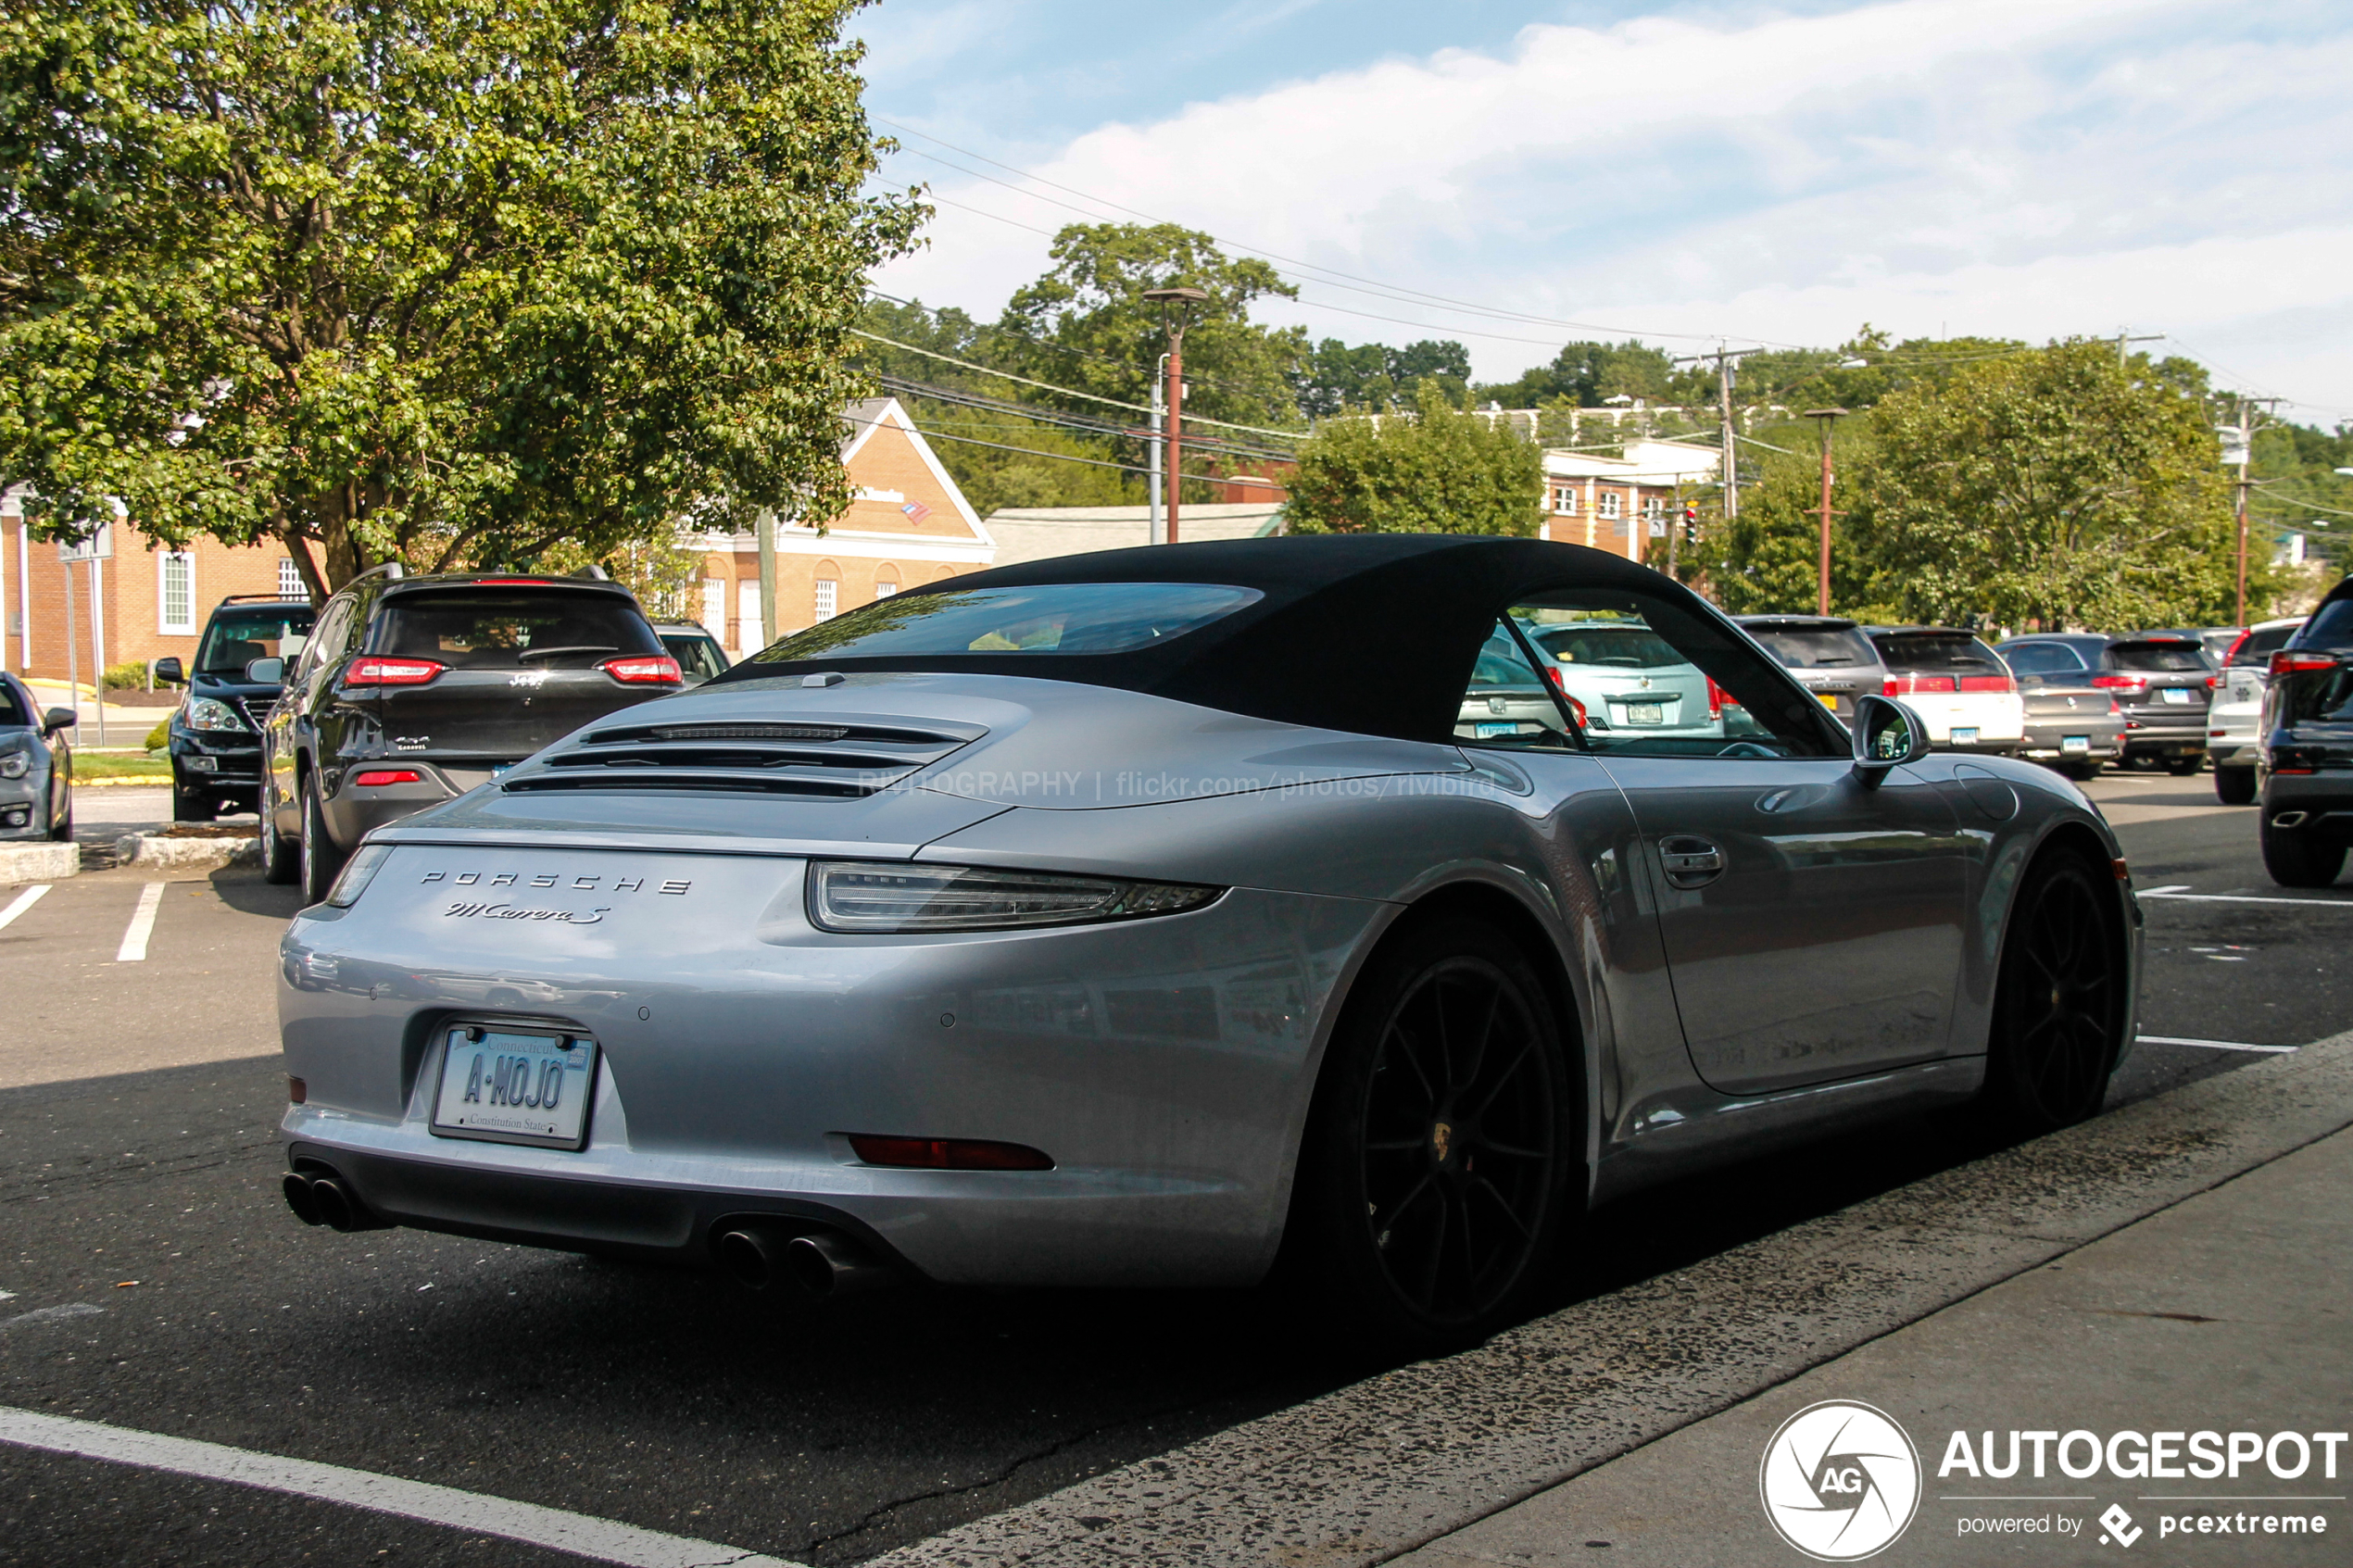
(277, 535, 2140, 1344)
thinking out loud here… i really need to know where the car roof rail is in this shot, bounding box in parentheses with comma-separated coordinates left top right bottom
(216, 593, 312, 605)
(573, 564, 611, 582)
(346, 560, 407, 587)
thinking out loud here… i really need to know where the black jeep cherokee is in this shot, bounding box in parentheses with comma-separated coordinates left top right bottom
(156, 596, 317, 821)
(258, 566, 682, 899)
(2259, 574, 2353, 887)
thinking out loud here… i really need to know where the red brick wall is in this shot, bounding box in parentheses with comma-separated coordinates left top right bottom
(1, 520, 293, 684)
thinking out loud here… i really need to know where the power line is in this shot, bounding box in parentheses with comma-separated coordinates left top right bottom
(845, 409, 1287, 493)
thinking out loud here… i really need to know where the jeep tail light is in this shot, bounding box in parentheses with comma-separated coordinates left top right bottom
(346, 656, 446, 686)
(2206, 674, 2221, 690)
(2091, 673, 2148, 694)
(2271, 650, 2340, 676)
(1957, 673, 2014, 693)
(847, 1135, 1053, 1171)
(599, 654, 682, 685)
(351, 769, 422, 787)
(1885, 673, 1957, 695)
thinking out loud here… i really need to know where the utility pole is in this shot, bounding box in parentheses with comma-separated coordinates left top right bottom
(1674, 345, 1753, 527)
(1142, 287, 1208, 545)
(1805, 408, 1847, 617)
(2113, 330, 2163, 369)
(755, 508, 777, 644)
(1148, 360, 1165, 546)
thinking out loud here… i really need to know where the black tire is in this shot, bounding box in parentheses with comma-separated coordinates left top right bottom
(48, 785, 72, 842)
(2213, 766, 2258, 806)
(299, 779, 347, 903)
(1282, 916, 1574, 1351)
(2164, 755, 2202, 776)
(2261, 815, 2346, 889)
(172, 785, 219, 823)
(2060, 759, 2106, 783)
(1980, 853, 2126, 1135)
(258, 791, 298, 884)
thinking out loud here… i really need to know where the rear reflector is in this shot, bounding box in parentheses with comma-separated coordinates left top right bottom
(286, 1076, 306, 1104)
(346, 656, 446, 686)
(847, 1135, 1054, 1171)
(599, 654, 683, 685)
(2112, 859, 2129, 882)
(350, 769, 422, 787)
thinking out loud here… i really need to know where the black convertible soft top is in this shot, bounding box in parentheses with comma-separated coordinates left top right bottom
(711, 534, 1822, 745)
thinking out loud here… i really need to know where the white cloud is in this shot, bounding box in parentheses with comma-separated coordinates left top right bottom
(875, 0, 2353, 419)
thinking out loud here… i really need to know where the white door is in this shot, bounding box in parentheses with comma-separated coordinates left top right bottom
(701, 578, 726, 638)
(736, 581, 763, 654)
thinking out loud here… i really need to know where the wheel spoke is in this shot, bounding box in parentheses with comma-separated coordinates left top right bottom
(1415, 1185, 1451, 1308)
(1465, 1037, 1535, 1122)
(1469, 1175, 1535, 1242)
(1374, 1172, 1438, 1235)
(1475, 1136, 1549, 1160)
(1381, 1022, 1440, 1110)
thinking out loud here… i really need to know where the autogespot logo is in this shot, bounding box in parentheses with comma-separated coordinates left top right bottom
(1760, 1400, 1923, 1561)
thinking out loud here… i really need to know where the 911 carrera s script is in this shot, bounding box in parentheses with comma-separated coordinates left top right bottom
(439, 901, 610, 924)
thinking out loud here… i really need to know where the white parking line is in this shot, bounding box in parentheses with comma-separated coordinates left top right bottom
(2138, 887, 2353, 908)
(0, 1406, 798, 1568)
(0, 884, 51, 932)
(2136, 1035, 2300, 1054)
(114, 882, 165, 963)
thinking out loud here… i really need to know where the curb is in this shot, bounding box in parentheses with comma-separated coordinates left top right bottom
(113, 834, 258, 870)
(872, 1032, 2353, 1568)
(0, 842, 80, 884)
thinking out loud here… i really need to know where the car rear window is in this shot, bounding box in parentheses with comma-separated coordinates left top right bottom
(2109, 641, 2210, 673)
(0, 681, 28, 727)
(372, 590, 662, 669)
(661, 633, 730, 681)
(2302, 598, 2353, 650)
(196, 606, 316, 675)
(1742, 625, 1880, 670)
(748, 583, 1263, 662)
(1871, 633, 2003, 672)
(2229, 624, 2300, 666)
(1527, 621, 1687, 669)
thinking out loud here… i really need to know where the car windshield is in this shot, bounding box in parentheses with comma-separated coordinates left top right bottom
(1873, 633, 2003, 672)
(1528, 621, 1686, 669)
(2229, 624, 2300, 666)
(747, 583, 1263, 663)
(195, 606, 316, 676)
(371, 591, 663, 668)
(661, 633, 729, 681)
(1743, 625, 1879, 669)
(2109, 642, 2210, 673)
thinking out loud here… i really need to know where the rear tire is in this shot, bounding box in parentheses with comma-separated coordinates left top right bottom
(2164, 755, 2202, 776)
(2213, 766, 2258, 806)
(258, 792, 298, 884)
(299, 780, 347, 903)
(1979, 853, 2125, 1135)
(2261, 816, 2346, 888)
(2060, 759, 2105, 783)
(1281, 916, 1574, 1352)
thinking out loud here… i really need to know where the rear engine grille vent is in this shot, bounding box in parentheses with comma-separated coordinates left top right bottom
(504, 714, 984, 799)
(649, 722, 848, 743)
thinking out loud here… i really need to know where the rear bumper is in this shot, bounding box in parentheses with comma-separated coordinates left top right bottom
(321, 760, 506, 846)
(2262, 772, 2353, 840)
(2120, 720, 2206, 755)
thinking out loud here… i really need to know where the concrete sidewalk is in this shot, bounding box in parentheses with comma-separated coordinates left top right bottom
(1398, 1128, 2352, 1567)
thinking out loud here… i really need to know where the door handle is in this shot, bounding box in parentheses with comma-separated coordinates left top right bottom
(1659, 835, 1726, 887)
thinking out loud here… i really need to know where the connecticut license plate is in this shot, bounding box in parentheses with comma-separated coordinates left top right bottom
(1626, 701, 1666, 725)
(1475, 721, 1518, 738)
(431, 1025, 597, 1150)
(1952, 727, 1980, 744)
(2160, 687, 2195, 705)
(2061, 735, 2091, 754)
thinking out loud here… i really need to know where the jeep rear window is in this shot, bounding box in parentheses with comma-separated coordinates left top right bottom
(1871, 633, 2002, 672)
(372, 591, 663, 669)
(746, 583, 1262, 662)
(2109, 642, 2210, 673)
(1742, 625, 1880, 670)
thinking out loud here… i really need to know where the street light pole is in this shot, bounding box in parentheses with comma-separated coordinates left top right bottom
(1805, 408, 1847, 617)
(1142, 287, 1208, 545)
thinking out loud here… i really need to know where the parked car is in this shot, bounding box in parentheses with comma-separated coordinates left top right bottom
(258, 566, 683, 901)
(1457, 629, 1577, 743)
(1731, 615, 1889, 728)
(2018, 684, 2126, 781)
(2206, 618, 2304, 805)
(1994, 633, 2214, 773)
(1521, 615, 1724, 741)
(655, 621, 732, 685)
(2257, 580, 2353, 886)
(0, 671, 75, 841)
(1865, 627, 2024, 754)
(155, 595, 317, 821)
(274, 535, 2138, 1348)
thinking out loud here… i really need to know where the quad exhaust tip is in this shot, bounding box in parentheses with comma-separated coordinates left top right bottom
(715, 1225, 894, 1298)
(281, 1167, 390, 1233)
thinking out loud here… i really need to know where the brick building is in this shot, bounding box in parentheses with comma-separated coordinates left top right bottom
(1540, 439, 1721, 559)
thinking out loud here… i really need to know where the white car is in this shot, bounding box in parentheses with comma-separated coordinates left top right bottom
(2207, 617, 2304, 804)
(1867, 628, 2025, 755)
(1521, 617, 1727, 742)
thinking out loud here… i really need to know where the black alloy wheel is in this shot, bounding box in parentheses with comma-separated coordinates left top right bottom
(1982, 854, 2124, 1134)
(2260, 814, 2346, 889)
(1288, 917, 1572, 1348)
(299, 779, 348, 903)
(2213, 765, 2258, 806)
(258, 790, 298, 884)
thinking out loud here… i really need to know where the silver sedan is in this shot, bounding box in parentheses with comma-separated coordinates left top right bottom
(277, 536, 2142, 1347)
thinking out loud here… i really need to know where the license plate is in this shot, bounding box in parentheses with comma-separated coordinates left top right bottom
(1474, 721, 1518, 738)
(1952, 727, 1979, 744)
(1818, 693, 1841, 710)
(2061, 735, 2090, 754)
(1626, 701, 1666, 725)
(431, 1025, 598, 1150)
(2160, 687, 2194, 705)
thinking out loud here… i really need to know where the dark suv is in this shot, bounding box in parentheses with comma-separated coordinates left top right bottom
(156, 596, 316, 821)
(2258, 576, 2353, 887)
(1993, 633, 2214, 772)
(258, 567, 682, 898)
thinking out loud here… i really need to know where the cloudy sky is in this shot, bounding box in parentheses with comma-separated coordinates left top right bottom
(857, 0, 2353, 423)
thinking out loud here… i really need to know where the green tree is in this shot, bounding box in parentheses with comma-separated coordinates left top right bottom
(1291, 337, 1470, 417)
(1287, 381, 1543, 538)
(1853, 340, 2249, 628)
(1478, 339, 1676, 408)
(1690, 431, 1885, 616)
(0, 0, 922, 593)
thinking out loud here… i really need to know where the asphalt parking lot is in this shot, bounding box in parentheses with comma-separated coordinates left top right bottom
(3, 771, 2348, 1567)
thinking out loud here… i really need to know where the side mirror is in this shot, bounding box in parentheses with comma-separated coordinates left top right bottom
(42, 707, 77, 735)
(153, 657, 185, 685)
(1852, 694, 1929, 784)
(245, 656, 285, 684)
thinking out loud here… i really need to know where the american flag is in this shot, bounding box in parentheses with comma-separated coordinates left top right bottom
(900, 500, 931, 522)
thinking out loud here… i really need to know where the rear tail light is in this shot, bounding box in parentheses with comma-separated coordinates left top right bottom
(1957, 674, 2014, 693)
(350, 769, 422, 787)
(1885, 673, 1958, 695)
(345, 656, 446, 686)
(2222, 630, 2251, 667)
(1706, 677, 1747, 720)
(1541, 667, 1590, 728)
(599, 654, 683, 684)
(2271, 650, 2340, 676)
(848, 1135, 1053, 1171)
(2090, 674, 2147, 694)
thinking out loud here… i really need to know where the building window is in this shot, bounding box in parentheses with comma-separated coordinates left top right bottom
(1642, 495, 1664, 520)
(1551, 487, 1579, 515)
(159, 552, 196, 635)
(874, 578, 899, 599)
(814, 579, 837, 621)
(700, 577, 726, 634)
(278, 558, 304, 599)
(1599, 492, 1621, 521)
